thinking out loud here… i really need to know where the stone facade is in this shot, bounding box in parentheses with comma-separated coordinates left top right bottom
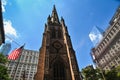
(0, 1, 5, 45)
(35, 5, 82, 80)
(7, 49, 39, 80)
(91, 6, 120, 70)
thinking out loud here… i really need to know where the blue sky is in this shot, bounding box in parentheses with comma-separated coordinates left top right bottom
(2, 0, 120, 70)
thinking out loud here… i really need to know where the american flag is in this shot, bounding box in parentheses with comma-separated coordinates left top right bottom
(8, 45, 24, 60)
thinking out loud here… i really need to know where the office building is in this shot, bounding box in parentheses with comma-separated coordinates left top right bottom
(91, 6, 120, 70)
(7, 49, 39, 80)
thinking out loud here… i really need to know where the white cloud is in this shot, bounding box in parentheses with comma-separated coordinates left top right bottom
(89, 33, 97, 42)
(98, 34, 103, 41)
(3, 20, 18, 39)
(89, 32, 103, 46)
(1, 0, 7, 12)
(89, 26, 104, 46)
(1, 0, 18, 42)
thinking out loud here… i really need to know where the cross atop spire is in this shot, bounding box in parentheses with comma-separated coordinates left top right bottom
(51, 5, 59, 23)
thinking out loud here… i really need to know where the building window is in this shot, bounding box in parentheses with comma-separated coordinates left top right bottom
(114, 25, 118, 31)
(96, 50, 99, 55)
(116, 23, 120, 29)
(108, 34, 111, 39)
(45, 57, 49, 68)
(105, 66, 109, 70)
(118, 18, 120, 25)
(109, 48, 116, 57)
(111, 30, 115, 36)
(106, 37, 109, 42)
(107, 36, 109, 40)
(114, 42, 120, 52)
(110, 31, 113, 36)
(58, 30, 62, 38)
(109, 33, 112, 38)
(105, 39, 108, 44)
(112, 27, 116, 33)
(99, 45, 102, 50)
(53, 61, 66, 80)
(51, 28, 56, 39)
(103, 41, 106, 46)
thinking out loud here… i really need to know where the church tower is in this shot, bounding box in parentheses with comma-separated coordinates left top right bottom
(35, 5, 82, 80)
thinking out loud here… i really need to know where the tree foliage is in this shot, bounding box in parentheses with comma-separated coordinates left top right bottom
(0, 53, 8, 64)
(105, 65, 120, 80)
(81, 65, 120, 80)
(0, 53, 10, 80)
(81, 65, 103, 80)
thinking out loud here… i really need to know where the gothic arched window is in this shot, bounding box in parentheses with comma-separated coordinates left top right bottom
(53, 61, 66, 80)
(51, 28, 56, 39)
(58, 30, 62, 38)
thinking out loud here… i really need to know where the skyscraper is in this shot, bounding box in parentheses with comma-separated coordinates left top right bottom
(35, 5, 82, 80)
(91, 6, 120, 70)
(89, 26, 104, 47)
(0, 42, 11, 55)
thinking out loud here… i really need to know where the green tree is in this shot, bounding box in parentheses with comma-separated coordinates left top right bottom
(82, 65, 120, 80)
(81, 65, 103, 80)
(0, 53, 10, 80)
(105, 65, 120, 80)
(116, 65, 120, 78)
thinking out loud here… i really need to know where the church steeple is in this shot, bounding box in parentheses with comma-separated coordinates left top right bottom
(35, 5, 82, 80)
(51, 5, 60, 24)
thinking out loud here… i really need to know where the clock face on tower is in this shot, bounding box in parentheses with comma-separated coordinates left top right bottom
(52, 41, 62, 50)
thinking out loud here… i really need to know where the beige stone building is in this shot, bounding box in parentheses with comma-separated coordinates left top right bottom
(35, 5, 82, 80)
(91, 6, 120, 70)
(7, 49, 39, 80)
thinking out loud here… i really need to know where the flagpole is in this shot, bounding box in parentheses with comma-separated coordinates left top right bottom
(5, 35, 21, 46)
(13, 44, 25, 80)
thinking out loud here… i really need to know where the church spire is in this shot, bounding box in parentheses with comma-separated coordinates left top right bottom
(51, 5, 60, 24)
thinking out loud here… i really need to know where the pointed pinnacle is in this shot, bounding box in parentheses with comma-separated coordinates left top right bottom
(53, 5, 56, 12)
(51, 5, 59, 23)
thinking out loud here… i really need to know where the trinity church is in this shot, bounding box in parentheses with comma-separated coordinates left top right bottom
(35, 5, 82, 80)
